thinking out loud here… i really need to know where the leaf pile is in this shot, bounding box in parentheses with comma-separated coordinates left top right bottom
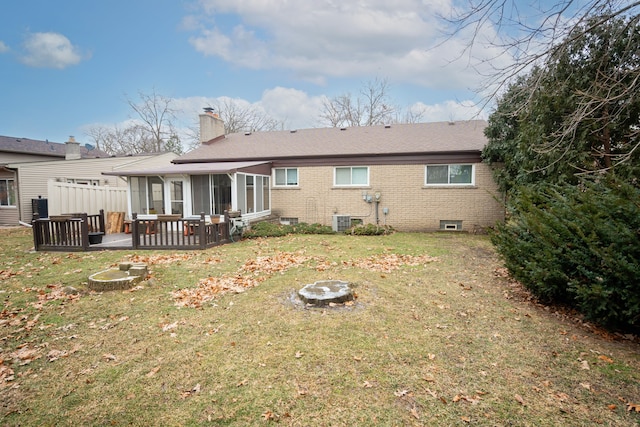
(341, 253, 439, 273)
(172, 251, 312, 308)
(172, 251, 439, 308)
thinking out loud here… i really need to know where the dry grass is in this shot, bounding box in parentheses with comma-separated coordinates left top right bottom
(0, 226, 638, 426)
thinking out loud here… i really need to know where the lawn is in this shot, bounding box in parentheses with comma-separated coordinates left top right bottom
(1, 226, 638, 426)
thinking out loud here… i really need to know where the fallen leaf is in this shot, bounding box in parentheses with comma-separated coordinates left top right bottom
(515, 394, 526, 406)
(579, 383, 591, 391)
(628, 402, 640, 412)
(461, 416, 471, 423)
(608, 404, 617, 410)
(394, 389, 410, 397)
(295, 351, 304, 358)
(363, 381, 373, 388)
(102, 353, 117, 361)
(428, 353, 436, 360)
(580, 360, 590, 370)
(262, 410, 276, 421)
(146, 366, 160, 377)
(47, 349, 68, 362)
(598, 355, 614, 363)
(410, 407, 420, 419)
(162, 321, 178, 332)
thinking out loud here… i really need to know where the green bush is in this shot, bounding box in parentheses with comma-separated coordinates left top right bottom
(293, 223, 335, 235)
(492, 178, 640, 331)
(242, 221, 293, 238)
(346, 223, 395, 236)
(242, 221, 335, 238)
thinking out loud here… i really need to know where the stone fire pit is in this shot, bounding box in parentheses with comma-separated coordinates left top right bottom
(298, 280, 353, 307)
(88, 262, 148, 291)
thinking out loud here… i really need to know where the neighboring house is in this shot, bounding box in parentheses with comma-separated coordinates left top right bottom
(104, 112, 504, 232)
(0, 135, 178, 225)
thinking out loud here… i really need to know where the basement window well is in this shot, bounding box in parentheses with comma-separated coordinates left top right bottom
(440, 220, 463, 231)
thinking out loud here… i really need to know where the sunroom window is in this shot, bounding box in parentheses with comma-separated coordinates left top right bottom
(130, 176, 164, 214)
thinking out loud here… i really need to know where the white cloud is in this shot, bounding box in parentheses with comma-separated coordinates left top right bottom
(20, 32, 85, 69)
(188, 0, 513, 91)
(0, 41, 9, 53)
(410, 99, 487, 122)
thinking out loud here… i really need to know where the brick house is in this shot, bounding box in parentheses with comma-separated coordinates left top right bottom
(106, 112, 504, 232)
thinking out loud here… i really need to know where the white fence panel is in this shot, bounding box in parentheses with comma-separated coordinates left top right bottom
(47, 180, 128, 216)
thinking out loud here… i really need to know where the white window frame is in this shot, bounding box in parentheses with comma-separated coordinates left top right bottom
(0, 178, 16, 207)
(273, 168, 299, 187)
(334, 166, 369, 187)
(425, 164, 475, 186)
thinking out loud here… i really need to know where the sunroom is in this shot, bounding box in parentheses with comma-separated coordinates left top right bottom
(104, 161, 272, 222)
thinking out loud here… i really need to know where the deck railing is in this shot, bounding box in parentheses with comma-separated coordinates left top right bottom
(32, 211, 232, 251)
(131, 213, 230, 250)
(32, 210, 105, 252)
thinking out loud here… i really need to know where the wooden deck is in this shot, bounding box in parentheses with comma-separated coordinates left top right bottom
(32, 211, 232, 251)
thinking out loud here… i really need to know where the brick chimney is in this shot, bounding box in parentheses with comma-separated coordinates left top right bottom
(199, 108, 225, 143)
(65, 136, 81, 160)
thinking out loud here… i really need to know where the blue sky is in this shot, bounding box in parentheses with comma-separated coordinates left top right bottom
(1, 0, 515, 146)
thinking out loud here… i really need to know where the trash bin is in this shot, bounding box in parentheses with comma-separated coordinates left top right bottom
(32, 197, 48, 218)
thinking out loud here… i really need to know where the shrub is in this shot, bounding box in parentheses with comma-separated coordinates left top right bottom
(242, 221, 293, 238)
(346, 224, 395, 236)
(492, 178, 640, 331)
(293, 223, 335, 235)
(242, 221, 335, 238)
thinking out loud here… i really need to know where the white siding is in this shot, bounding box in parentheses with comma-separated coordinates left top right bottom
(9, 152, 177, 223)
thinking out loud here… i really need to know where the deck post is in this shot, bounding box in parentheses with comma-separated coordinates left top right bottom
(199, 212, 206, 249)
(32, 213, 41, 251)
(81, 213, 90, 250)
(131, 213, 139, 249)
(99, 209, 106, 233)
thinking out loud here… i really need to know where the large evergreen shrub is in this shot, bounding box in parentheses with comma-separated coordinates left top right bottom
(492, 178, 640, 331)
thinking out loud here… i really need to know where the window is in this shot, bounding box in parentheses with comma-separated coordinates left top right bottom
(191, 174, 232, 216)
(334, 166, 369, 186)
(237, 173, 270, 215)
(66, 178, 101, 186)
(425, 164, 474, 185)
(130, 176, 164, 214)
(0, 179, 16, 206)
(274, 168, 298, 186)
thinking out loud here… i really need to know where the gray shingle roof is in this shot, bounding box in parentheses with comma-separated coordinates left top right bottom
(0, 135, 109, 158)
(175, 120, 487, 164)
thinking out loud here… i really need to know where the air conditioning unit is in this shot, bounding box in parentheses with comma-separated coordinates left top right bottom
(332, 215, 351, 232)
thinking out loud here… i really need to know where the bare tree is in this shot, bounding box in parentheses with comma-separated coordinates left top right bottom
(85, 123, 157, 156)
(446, 1, 640, 174)
(443, 1, 640, 103)
(319, 78, 396, 127)
(126, 88, 178, 152)
(212, 98, 282, 134)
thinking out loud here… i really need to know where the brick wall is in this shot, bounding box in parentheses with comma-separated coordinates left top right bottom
(271, 163, 504, 231)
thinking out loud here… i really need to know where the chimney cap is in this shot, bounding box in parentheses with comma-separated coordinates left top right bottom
(203, 107, 215, 114)
(67, 136, 77, 143)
